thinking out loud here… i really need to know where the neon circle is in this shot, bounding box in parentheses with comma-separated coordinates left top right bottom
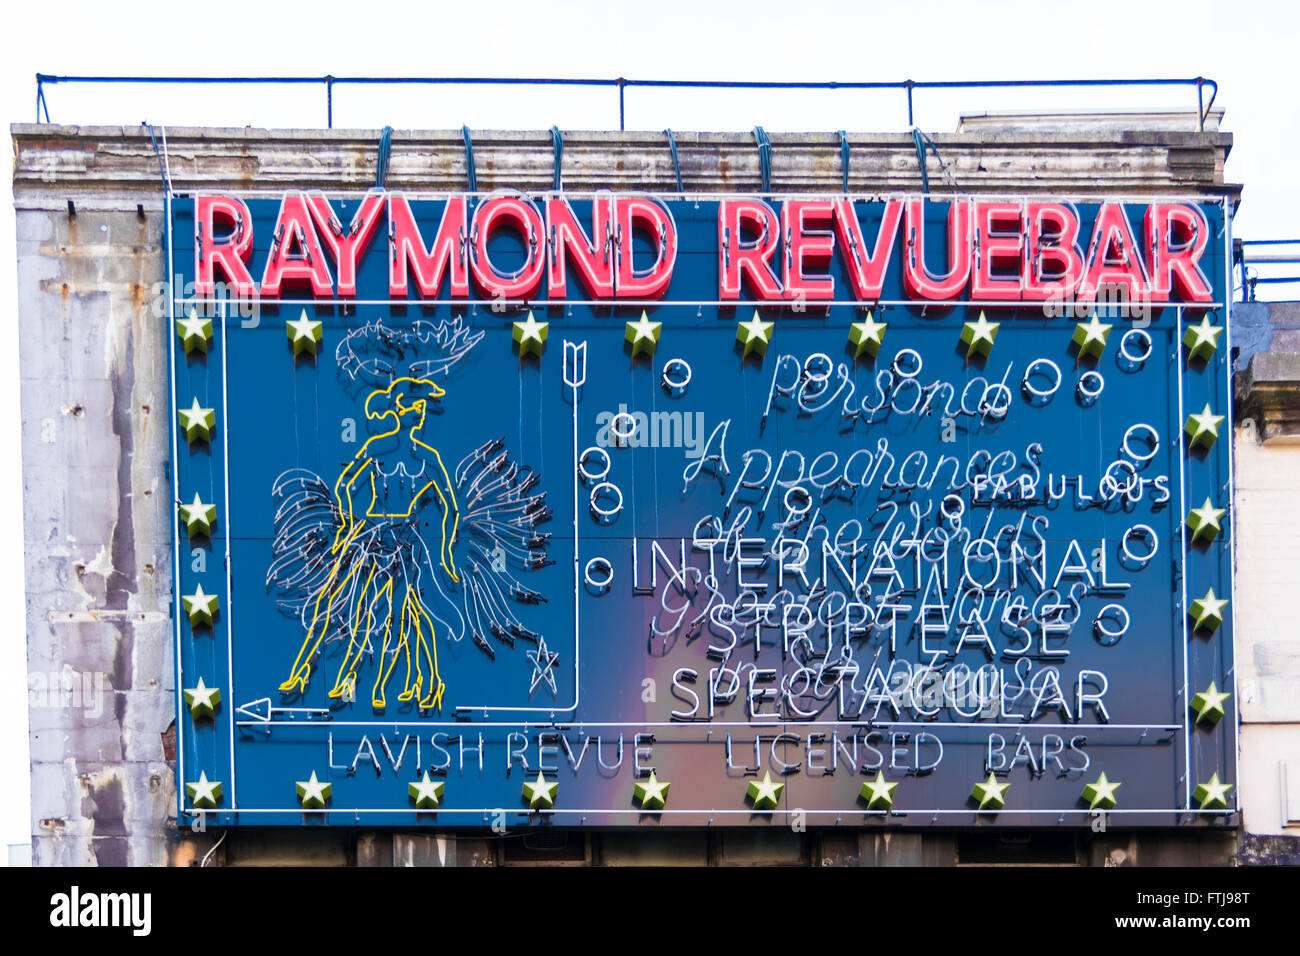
(609, 412, 637, 447)
(578, 446, 611, 485)
(1118, 328, 1153, 367)
(661, 358, 692, 394)
(1121, 524, 1159, 565)
(584, 557, 613, 591)
(1121, 423, 1159, 464)
(1022, 359, 1062, 403)
(589, 481, 623, 522)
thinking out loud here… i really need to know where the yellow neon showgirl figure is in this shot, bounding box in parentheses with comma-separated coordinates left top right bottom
(278, 377, 458, 711)
(267, 315, 554, 715)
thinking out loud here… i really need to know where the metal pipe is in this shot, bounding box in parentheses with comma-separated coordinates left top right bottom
(32, 73, 1224, 132)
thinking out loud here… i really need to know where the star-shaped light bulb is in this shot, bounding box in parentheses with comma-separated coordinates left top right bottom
(736, 311, 774, 358)
(179, 493, 217, 538)
(1189, 589, 1229, 634)
(1191, 682, 1231, 726)
(1071, 315, 1113, 359)
(182, 584, 219, 629)
(513, 312, 549, 357)
(746, 771, 784, 811)
(625, 311, 662, 357)
(960, 311, 999, 358)
(1081, 772, 1121, 811)
(1184, 404, 1225, 450)
(522, 772, 558, 810)
(859, 771, 898, 810)
(296, 770, 332, 809)
(186, 771, 222, 809)
(178, 398, 215, 445)
(286, 310, 323, 357)
(183, 677, 221, 720)
(634, 772, 671, 811)
(408, 771, 445, 810)
(848, 312, 887, 360)
(971, 772, 1010, 810)
(175, 309, 213, 357)
(1186, 498, 1226, 544)
(1193, 773, 1233, 810)
(1183, 314, 1223, 361)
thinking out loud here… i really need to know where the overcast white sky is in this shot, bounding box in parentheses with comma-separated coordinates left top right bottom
(2, 0, 1296, 861)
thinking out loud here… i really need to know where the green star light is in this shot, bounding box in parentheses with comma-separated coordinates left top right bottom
(408, 771, 445, 810)
(185, 771, 222, 809)
(633, 772, 671, 811)
(179, 493, 217, 538)
(1186, 498, 1226, 544)
(175, 309, 213, 356)
(1071, 315, 1113, 359)
(178, 398, 215, 445)
(522, 772, 558, 810)
(1183, 314, 1223, 361)
(1184, 404, 1225, 450)
(736, 311, 774, 358)
(1081, 772, 1121, 811)
(1191, 682, 1231, 726)
(859, 771, 898, 811)
(183, 677, 221, 720)
(286, 310, 323, 357)
(1189, 589, 1228, 633)
(746, 771, 784, 811)
(182, 584, 219, 629)
(296, 770, 332, 809)
(513, 312, 549, 357)
(625, 311, 662, 357)
(1193, 773, 1233, 810)
(847, 312, 888, 359)
(971, 773, 1010, 811)
(960, 311, 999, 358)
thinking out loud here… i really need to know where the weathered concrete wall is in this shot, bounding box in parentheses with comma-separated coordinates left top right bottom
(13, 121, 1271, 867)
(1231, 424, 1300, 848)
(11, 123, 1234, 198)
(14, 199, 201, 865)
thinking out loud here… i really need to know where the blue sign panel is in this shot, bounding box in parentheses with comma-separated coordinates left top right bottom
(168, 192, 1236, 827)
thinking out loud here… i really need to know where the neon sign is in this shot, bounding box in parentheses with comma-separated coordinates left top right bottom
(169, 191, 1236, 827)
(194, 193, 1213, 305)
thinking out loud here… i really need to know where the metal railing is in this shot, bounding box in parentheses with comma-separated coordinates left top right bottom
(33, 73, 1220, 132)
(1237, 240, 1300, 302)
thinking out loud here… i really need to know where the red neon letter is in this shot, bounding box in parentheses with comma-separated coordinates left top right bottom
(902, 200, 972, 300)
(471, 197, 545, 300)
(971, 202, 1024, 301)
(833, 199, 902, 302)
(781, 200, 836, 301)
(1081, 203, 1151, 302)
(260, 194, 335, 298)
(546, 196, 614, 298)
(1145, 203, 1213, 303)
(615, 197, 677, 300)
(194, 194, 255, 298)
(388, 195, 470, 299)
(718, 199, 783, 301)
(306, 191, 385, 298)
(1023, 203, 1085, 302)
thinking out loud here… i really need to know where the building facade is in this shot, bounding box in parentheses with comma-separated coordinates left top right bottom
(12, 116, 1299, 865)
